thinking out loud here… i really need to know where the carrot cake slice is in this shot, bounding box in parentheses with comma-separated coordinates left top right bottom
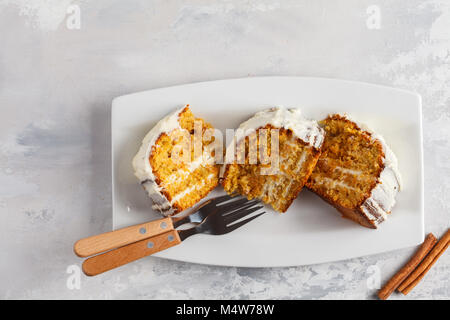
(221, 107, 325, 212)
(306, 114, 402, 228)
(132, 105, 219, 216)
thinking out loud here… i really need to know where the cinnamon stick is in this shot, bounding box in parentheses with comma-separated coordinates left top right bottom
(377, 233, 437, 300)
(398, 229, 450, 295)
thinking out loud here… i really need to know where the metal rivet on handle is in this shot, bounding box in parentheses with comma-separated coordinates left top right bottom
(147, 241, 154, 249)
(139, 227, 146, 234)
(160, 222, 167, 229)
(168, 235, 174, 242)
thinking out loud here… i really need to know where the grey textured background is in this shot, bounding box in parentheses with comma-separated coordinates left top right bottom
(0, 0, 449, 299)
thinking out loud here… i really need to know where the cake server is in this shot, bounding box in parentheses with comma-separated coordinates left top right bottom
(82, 199, 265, 276)
(74, 194, 258, 257)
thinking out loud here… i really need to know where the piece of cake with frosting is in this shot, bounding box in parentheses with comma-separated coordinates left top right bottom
(221, 106, 325, 212)
(306, 114, 402, 228)
(132, 105, 219, 216)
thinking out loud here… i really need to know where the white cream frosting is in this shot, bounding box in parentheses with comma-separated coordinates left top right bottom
(132, 106, 186, 216)
(235, 106, 325, 149)
(338, 114, 402, 226)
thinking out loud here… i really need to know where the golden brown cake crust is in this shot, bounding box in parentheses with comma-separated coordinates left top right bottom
(307, 186, 378, 229)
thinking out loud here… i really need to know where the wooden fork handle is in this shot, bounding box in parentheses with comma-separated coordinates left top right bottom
(82, 230, 181, 276)
(74, 217, 174, 257)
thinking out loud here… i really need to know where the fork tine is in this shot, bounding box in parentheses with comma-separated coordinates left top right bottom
(197, 194, 232, 212)
(209, 194, 234, 204)
(215, 197, 251, 213)
(225, 212, 265, 233)
(223, 205, 264, 224)
(221, 199, 260, 216)
(203, 193, 239, 208)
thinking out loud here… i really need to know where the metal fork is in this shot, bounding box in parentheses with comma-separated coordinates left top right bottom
(81, 196, 265, 276)
(74, 194, 258, 258)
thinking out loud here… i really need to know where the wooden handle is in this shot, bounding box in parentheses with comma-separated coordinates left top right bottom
(82, 230, 181, 276)
(74, 217, 174, 257)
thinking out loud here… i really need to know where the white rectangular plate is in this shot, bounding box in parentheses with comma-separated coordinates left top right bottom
(112, 77, 424, 267)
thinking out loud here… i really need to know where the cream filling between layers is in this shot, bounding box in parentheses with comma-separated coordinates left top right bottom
(331, 114, 402, 225)
(169, 172, 216, 204)
(133, 106, 217, 216)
